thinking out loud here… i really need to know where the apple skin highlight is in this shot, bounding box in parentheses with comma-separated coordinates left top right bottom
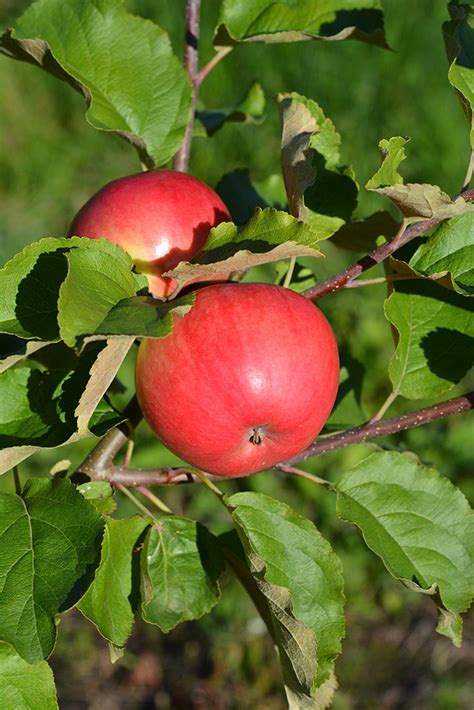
(136, 283, 340, 477)
(69, 170, 230, 297)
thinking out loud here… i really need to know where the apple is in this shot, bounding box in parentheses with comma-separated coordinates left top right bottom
(135, 283, 339, 477)
(68, 170, 231, 297)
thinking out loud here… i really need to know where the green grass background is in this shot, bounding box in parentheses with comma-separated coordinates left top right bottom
(0, 1, 473, 708)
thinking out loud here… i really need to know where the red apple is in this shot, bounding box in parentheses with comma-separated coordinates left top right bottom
(135, 283, 339, 477)
(68, 170, 231, 297)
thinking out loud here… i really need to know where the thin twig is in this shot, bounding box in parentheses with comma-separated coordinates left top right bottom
(137, 486, 173, 514)
(303, 186, 474, 301)
(282, 256, 296, 288)
(346, 274, 417, 288)
(198, 46, 233, 83)
(115, 482, 159, 521)
(462, 149, 474, 192)
(369, 390, 399, 423)
(276, 464, 331, 487)
(172, 0, 201, 173)
(280, 391, 474, 465)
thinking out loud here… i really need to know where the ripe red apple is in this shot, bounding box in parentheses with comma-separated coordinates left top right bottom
(135, 283, 339, 477)
(68, 170, 231, 297)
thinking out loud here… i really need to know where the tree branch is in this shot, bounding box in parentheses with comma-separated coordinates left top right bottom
(79, 391, 473, 486)
(172, 0, 201, 173)
(278, 391, 474, 466)
(76, 395, 142, 481)
(303, 186, 474, 301)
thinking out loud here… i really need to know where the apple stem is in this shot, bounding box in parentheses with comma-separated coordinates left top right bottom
(172, 0, 202, 173)
(303, 185, 474, 301)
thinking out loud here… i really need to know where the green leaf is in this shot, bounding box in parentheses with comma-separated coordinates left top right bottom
(0, 338, 132, 475)
(0, 237, 138, 345)
(57, 238, 138, 347)
(0, 339, 53, 375)
(384, 279, 474, 399)
(91, 293, 195, 339)
(436, 608, 463, 648)
(278, 92, 357, 226)
(409, 212, 474, 296)
(0, 238, 70, 340)
(78, 516, 149, 647)
(366, 137, 474, 221)
(214, 0, 388, 48)
(0, 641, 58, 710)
(141, 517, 224, 633)
(164, 208, 330, 295)
(336, 451, 474, 640)
(226, 492, 345, 694)
(196, 81, 265, 136)
(0, 478, 103, 662)
(77, 481, 116, 514)
(1, 0, 192, 167)
(443, 2, 474, 147)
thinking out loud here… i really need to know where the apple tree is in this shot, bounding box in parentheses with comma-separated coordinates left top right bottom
(0, 1, 473, 707)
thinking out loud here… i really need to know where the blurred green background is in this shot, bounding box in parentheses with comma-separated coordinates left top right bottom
(0, 1, 473, 708)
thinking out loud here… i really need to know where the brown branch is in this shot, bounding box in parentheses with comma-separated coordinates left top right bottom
(303, 186, 474, 301)
(172, 0, 201, 173)
(278, 391, 474, 466)
(80, 392, 473, 487)
(76, 395, 143, 481)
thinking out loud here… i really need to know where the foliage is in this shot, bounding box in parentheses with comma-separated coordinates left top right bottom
(0, 0, 473, 707)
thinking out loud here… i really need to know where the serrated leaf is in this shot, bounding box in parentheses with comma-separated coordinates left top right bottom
(384, 279, 474, 399)
(89, 293, 195, 339)
(436, 608, 463, 648)
(227, 492, 345, 694)
(0, 338, 131, 475)
(196, 81, 265, 136)
(409, 212, 474, 295)
(0, 641, 58, 710)
(0, 478, 103, 662)
(74, 338, 132, 435)
(164, 208, 329, 295)
(141, 517, 224, 633)
(278, 92, 357, 226)
(0, 238, 70, 340)
(77, 481, 116, 514)
(366, 137, 474, 221)
(214, 0, 388, 48)
(443, 2, 474, 147)
(286, 673, 338, 710)
(0, 237, 139, 345)
(330, 211, 400, 251)
(1, 0, 192, 167)
(336, 451, 474, 633)
(57, 238, 138, 347)
(78, 516, 149, 646)
(0, 339, 53, 374)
